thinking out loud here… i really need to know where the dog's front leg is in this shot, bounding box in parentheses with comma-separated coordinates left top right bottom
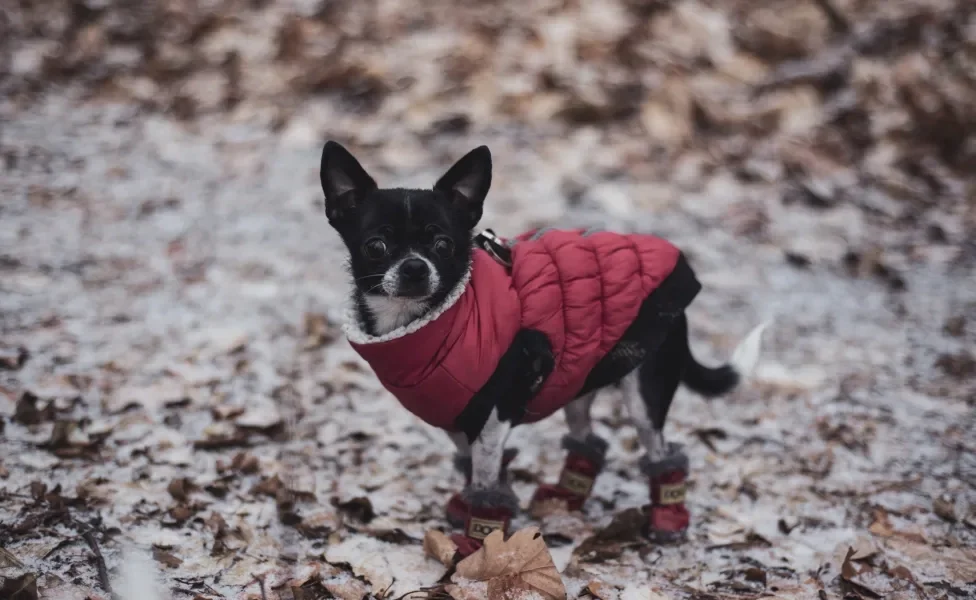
(447, 328, 553, 556)
(445, 429, 519, 528)
(449, 408, 518, 556)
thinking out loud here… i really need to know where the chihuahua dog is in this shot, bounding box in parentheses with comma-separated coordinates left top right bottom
(320, 141, 766, 555)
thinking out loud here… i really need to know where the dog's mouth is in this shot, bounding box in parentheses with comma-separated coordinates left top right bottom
(391, 286, 431, 300)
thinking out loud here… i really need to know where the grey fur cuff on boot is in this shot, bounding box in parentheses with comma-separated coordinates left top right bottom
(639, 442, 688, 476)
(561, 433, 609, 468)
(461, 484, 520, 514)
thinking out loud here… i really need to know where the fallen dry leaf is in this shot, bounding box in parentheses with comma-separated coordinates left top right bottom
(322, 576, 371, 600)
(108, 381, 188, 413)
(933, 495, 957, 522)
(619, 586, 672, 600)
(153, 548, 183, 569)
(451, 527, 566, 600)
(423, 530, 458, 567)
(574, 508, 646, 562)
(0, 573, 38, 600)
(167, 477, 194, 502)
(529, 497, 571, 519)
(868, 507, 894, 537)
(14, 392, 54, 426)
(303, 312, 337, 349)
(332, 496, 376, 524)
(0, 346, 29, 370)
(585, 580, 613, 600)
(840, 545, 894, 597)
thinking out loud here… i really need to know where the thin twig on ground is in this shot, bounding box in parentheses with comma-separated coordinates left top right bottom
(79, 528, 112, 595)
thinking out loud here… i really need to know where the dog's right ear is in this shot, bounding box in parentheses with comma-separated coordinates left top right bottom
(434, 145, 492, 230)
(320, 141, 377, 223)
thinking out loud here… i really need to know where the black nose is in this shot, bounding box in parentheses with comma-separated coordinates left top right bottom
(399, 258, 429, 282)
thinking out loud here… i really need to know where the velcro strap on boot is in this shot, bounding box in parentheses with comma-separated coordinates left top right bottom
(652, 480, 687, 505)
(466, 515, 509, 540)
(557, 468, 595, 497)
(462, 485, 518, 540)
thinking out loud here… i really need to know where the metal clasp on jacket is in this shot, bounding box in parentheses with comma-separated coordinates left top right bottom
(475, 229, 512, 268)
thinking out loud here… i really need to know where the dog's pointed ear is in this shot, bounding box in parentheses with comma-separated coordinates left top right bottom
(434, 145, 491, 229)
(320, 141, 377, 223)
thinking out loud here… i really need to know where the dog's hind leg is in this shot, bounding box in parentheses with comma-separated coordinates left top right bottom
(450, 408, 518, 555)
(624, 314, 691, 541)
(565, 391, 596, 440)
(530, 392, 609, 513)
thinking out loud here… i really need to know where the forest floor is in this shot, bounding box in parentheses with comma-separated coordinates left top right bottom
(1, 0, 975, 598)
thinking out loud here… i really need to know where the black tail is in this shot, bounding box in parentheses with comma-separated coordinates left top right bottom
(681, 356, 740, 398)
(680, 317, 769, 398)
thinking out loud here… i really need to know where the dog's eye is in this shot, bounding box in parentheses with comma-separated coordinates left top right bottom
(433, 237, 454, 258)
(362, 238, 388, 260)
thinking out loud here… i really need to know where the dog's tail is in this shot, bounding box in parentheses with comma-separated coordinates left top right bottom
(682, 321, 769, 398)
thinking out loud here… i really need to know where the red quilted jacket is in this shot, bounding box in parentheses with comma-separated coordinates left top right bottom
(346, 229, 687, 431)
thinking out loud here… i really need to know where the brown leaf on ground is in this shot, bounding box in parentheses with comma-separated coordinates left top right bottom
(153, 548, 183, 568)
(303, 312, 338, 350)
(868, 507, 894, 537)
(167, 477, 194, 502)
(193, 423, 249, 450)
(168, 504, 195, 523)
(452, 527, 566, 600)
(573, 508, 646, 562)
(231, 451, 260, 474)
(251, 474, 285, 497)
(933, 495, 957, 522)
(206, 512, 236, 556)
(943, 316, 966, 337)
(0, 573, 39, 600)
(211, 404, 247, 421)
(841, 546, 860, 579)
(39, 420, 101, 459)
(0, 346, 29, 371)
(935, 351, 976, 380)
(840, 545, 893, 598)
(107, 381, 189, 413)
(585, 580, 613, 599)
(14, 392, 54, 425)
(529, 497, 571, 519)
(332, 496, 376, 524)
(322, 576, 371, 600)
(423, 529, 458, 567)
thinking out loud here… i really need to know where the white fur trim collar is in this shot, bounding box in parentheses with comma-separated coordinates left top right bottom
(342, 267, 472, 344)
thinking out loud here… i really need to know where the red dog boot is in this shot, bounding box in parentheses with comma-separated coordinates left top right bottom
(446, 448, 518, 527)
(450, 487, 518, 557)
(530, 434, 608, 512)
(641, 443, 690, 542)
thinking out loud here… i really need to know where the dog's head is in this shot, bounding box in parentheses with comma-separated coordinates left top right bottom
(320, 141, 492, 333)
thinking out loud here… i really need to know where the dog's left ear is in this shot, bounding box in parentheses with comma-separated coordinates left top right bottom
(434, 146, 492, 230)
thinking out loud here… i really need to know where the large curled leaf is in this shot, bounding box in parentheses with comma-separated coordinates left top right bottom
(448, 527, 565, 600)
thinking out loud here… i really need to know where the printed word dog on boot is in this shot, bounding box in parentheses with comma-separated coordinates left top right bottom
(319, 141, 768, 554)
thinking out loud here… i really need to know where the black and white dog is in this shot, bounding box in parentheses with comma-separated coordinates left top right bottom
(320, 140, 766, 553)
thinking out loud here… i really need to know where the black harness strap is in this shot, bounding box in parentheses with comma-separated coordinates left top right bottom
(474, 229, 512, 268)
